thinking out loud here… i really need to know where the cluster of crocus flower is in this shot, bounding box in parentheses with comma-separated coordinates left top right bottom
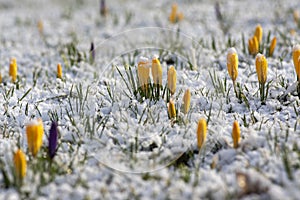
(227, 47, 268, 102)
(13, 120, 58, 183)
(248, 24, 277, 57)
(169, 3, 184, 23)
(136, 56, 176, 100)
(196, 119, 241, 151)
(248, 25, 261, 55)
(135, 56, 191, 121)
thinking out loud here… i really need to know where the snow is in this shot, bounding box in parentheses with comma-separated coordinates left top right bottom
(0, 0, 300, 199)
(227, 47, 237, 55)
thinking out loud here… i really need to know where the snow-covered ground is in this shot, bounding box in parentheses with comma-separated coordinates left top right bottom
(0, 0, 300, 199)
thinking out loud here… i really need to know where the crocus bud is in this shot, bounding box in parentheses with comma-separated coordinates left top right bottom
(26, 119, 44, 157)
(248, 36, 259, 55)
(167, 66, 177, 95)
(182, 89, 191, 114)
(255, 53, 268, 84)
(269, 37, 277, 57)
(57, 63, 62, 79)
(49, 121, 58, 159)
(151, 56, 162, 86)
(137, 57, 150, 88)
(232, 121, 240, 148)
(294, 10, 299, 24)
(169, 3, 183, 23)
(254, 24, 263, 43)
(14, 149, 27, 180)
(0, 72, 2, 83)
(227, 47, 238, 82)
(9, 57, 17, 83)
(100, 0, 108, 17)
(168, 99, 176, 119)
(293, 44, 300, 80)
(169, 3, 178, 23)
(90, 42, 95, 64)
(197, 118, 207, 149)
(37, 20, 43, 34)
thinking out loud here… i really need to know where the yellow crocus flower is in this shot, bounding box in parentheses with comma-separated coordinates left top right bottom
(248, 36, 259, 55)
(14, 149, 27, 180)
(255, 53, 268, 84)
(197, 118, 207, 149)
(269, 37, 277, 57)
(151, 56, 162, 86)
(9, 57, 17, 83)
(137, 58, 150, 89)
(37, 20, 43, 34)
(168, 99, 176, 119)
(254, 24, 263, 43)
(232, 121, 240, 148)
(26, 119, 44, 157)
(182, 89, 191, 114)
(169, 3, 184, 23)
(57, 63, 62, 79)
(227, 47, 238, 82)
(293, 44, 300, 80)
(169, 4, 178, 23)
(167, 66, 176, 95)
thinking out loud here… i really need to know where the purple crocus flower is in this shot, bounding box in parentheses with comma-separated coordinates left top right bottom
(49, 121, 58, 159)
(100, 0, 107, 17)
(90, 42, 95, 64)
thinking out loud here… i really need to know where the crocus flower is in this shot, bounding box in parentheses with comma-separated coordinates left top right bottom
(197, 118, 207, 149)
(227, 47, 238, 82)
(14, 149, 27, 180)
(167, 66, 177, 95)
(151, 56, 162, 86)
(254, 24, 263, 44)
(37, 20, 43, 34)
(137, 57, 150, 90)
(100, 0, 108, 17)
(248, 36, 259, 55)
(293, 44, 300, 80)
(169, 3, 178, 23)
(49, 121, 58, 159)
(255, 53, 268, 84)
(232, 121, 240, 148)
(269, 37, 277, 57)
(293, 10, 299, 24)
(182, 89, 191, 114)
(57, 63, 62, 79)
(168, 99, 176, 119)
(9, 57, 17, 83)
(26, 119, 44, 157)
(90, 42, 95, 64)
(169, 3, 183, 23)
